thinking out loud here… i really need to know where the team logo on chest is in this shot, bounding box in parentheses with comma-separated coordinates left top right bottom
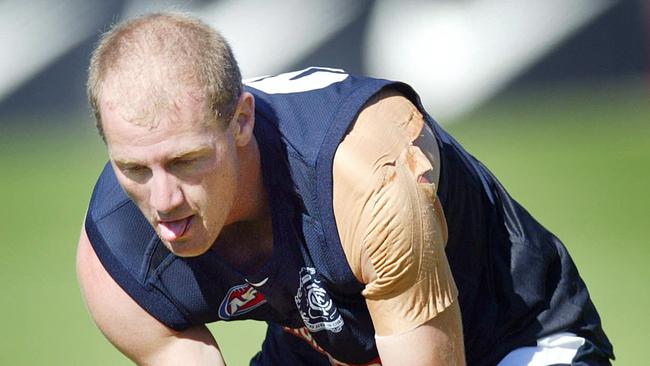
(294, 267, 344, 333)
(218, 283, 267, 320)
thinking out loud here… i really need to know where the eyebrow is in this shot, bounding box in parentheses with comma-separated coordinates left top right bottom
(168, 146, 213, 160)
(113, 146, 213, 166)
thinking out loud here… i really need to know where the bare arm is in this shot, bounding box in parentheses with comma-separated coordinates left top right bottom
(76, 225, 226, 366)
(333, 89, 465, 365)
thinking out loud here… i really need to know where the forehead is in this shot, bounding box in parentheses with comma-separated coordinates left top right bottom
(100, 87, 218, 162)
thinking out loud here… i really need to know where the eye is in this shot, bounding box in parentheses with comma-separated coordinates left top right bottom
(123, 165, 146, 173)
(171, 154, 210, 171)
(118, 164, 150, 180)
(173, 158, 196, 168)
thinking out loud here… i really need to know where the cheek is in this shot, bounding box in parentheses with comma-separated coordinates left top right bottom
(183, 184, 211, 212)
(190, 168, 235, 217)
(118, 179, 153, 213)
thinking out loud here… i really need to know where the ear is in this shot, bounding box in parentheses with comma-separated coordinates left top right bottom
(231, 92, 255, 147)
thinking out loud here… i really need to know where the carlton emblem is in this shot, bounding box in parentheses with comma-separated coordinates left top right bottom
(294, 267, 344, 333)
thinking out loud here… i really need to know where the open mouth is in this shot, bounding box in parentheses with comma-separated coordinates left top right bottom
(158, 215, 193, 242)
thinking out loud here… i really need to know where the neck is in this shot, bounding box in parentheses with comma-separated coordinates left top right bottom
(226, 135, 269, 225)
(217, 136, 274, 272)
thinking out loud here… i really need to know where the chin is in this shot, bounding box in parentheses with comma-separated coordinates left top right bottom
(166, 240, 211, 257)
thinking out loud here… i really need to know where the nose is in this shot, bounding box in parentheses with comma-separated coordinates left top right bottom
(149, 170, 184, 215)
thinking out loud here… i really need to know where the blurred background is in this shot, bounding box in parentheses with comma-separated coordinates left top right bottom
(0, 0, 647, 364)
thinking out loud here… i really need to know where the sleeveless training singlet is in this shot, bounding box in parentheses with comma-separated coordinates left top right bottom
(85, 67, 613, 365)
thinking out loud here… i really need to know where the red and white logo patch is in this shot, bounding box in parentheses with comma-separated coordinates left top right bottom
(218, 283, 267, 320)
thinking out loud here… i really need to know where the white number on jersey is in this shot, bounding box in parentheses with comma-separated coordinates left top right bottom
(244, 67, 348, 94)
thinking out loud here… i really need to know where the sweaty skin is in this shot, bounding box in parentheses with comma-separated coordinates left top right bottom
(333, 89, 458, 337)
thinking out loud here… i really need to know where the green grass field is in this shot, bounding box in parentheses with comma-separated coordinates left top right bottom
(0, 78, 647, 365)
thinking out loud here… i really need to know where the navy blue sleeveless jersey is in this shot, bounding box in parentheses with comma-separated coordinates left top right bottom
(85, 67, 613, 365)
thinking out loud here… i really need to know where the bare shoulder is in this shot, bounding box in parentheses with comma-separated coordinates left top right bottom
(76, 225, 224, 365)
(76, 225, 174, 362)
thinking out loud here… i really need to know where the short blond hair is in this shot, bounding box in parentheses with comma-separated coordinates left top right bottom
(87, 12, 242, 139)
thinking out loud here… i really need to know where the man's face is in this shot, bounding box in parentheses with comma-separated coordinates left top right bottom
(100, 90, 240, 257)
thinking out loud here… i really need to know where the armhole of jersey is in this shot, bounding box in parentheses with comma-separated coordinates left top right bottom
(84, 212, 191, 331)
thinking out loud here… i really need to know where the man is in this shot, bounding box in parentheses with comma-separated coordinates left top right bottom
(76, 12, 613, 365)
